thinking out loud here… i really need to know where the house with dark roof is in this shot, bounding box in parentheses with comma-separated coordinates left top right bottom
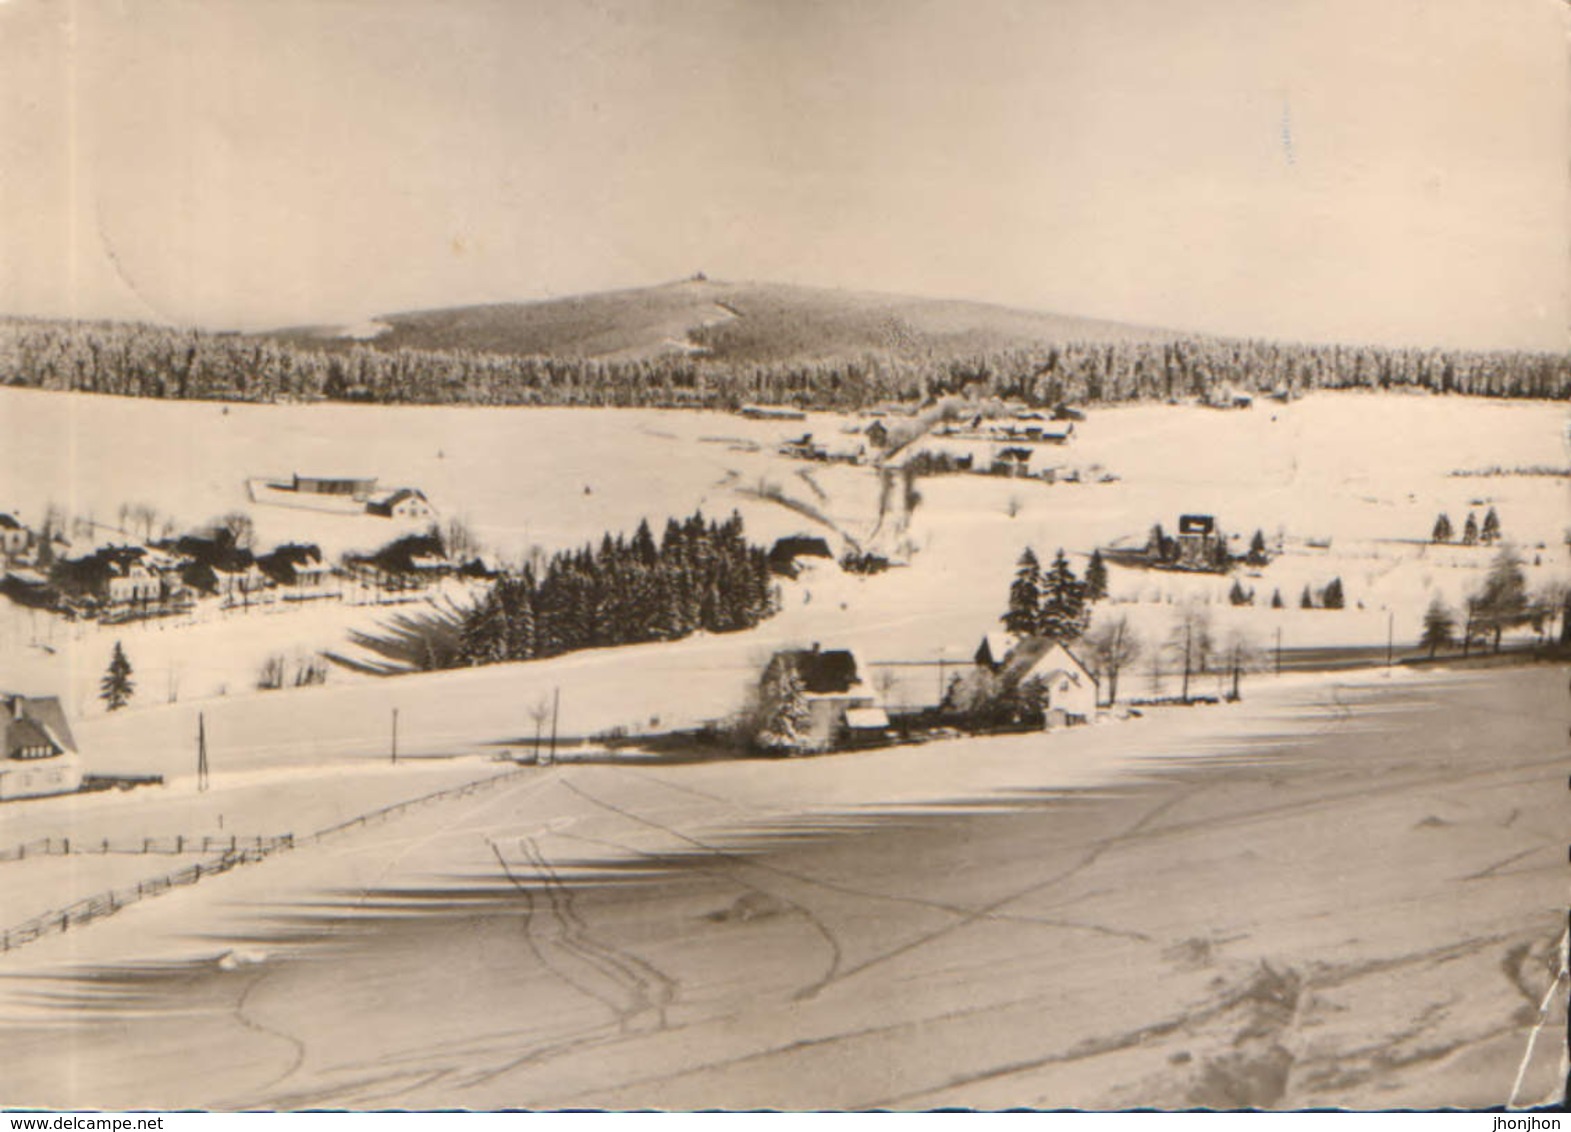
(768, 535, 834, 577)
(0, 514, 29, 558)
(1175, 514, 1223, 569)
(257, 543, 333, 591)
(990, 447, 1034, 477)
(0, 693, 82, 800)
(366, 488, 437, 521)
(760, 644, 878, 750)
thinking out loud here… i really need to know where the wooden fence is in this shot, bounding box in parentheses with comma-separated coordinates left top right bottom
(0, 765, 531, 955)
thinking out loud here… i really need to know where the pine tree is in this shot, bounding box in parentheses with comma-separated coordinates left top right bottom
(101, 641, 134, 711)
(1038, 549, 1089, 642)
(1084, 549, 1109, 601)
(1419, 595, 1455, 658)
(756, 659, 812, 753)
(1431, 513, 1453, 543)
(1462, 512, 1479, 546)
(1481, 507, 1501, 544)
(1322, 577, 1345, 609)
(1004, 547, 1043, 636)
(1246, 529, 1269, 566)
(1228, 578, 1252, 606)
(1300, 585, 1315, 610)
(1270, 588, 1284, 609)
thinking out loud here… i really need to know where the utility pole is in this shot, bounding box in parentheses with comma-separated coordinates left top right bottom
(1386, 610, 1394, 668)
(1181, 622, 1192, 703)
(1275, 626, 1282, 676)
(548, 687, 560, 764)
(391, 707, 399, 765)
(196, 712, 209, 792)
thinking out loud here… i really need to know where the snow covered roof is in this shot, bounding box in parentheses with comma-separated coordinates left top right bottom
(844, 707, 890, 730)
(0, 514, 23, 530)
(1000, 638, 1096, 687)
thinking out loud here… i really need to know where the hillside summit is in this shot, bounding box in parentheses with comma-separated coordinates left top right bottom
(282, 277, 1176, 363)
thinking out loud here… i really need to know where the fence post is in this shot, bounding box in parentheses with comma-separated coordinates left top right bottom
(176, 835, 183, 854)
(144, 837, 151, 854)
(102, 838, 109, 854)
(230, 835, 237, 852)
(62, 837, 70, 855)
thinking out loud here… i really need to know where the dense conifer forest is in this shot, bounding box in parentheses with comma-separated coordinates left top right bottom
(455, 510, 777, 667)
(1, 315, 1566, 410)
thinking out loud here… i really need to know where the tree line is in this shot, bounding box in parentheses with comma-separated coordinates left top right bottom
(455, 510, 776, 666)
(2, 316, 1568, 411)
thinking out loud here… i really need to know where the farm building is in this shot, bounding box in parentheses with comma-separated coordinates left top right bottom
(0, 693, 82, 801)
(366, 488, 437, 521)
(768, 535, 834, 577)
(292, 474, 379, 500)
(257, 543, 333, 590)
(761, 644, 879, 751)
(996, 638, 1098, 724)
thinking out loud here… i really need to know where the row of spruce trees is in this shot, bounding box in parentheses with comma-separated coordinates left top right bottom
(2, 318, 1568, 409)
(455, 511, 776, 665)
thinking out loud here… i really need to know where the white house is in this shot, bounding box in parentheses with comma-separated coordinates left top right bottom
(0, 693, 82, 800)
(995, 637, 1099, 724)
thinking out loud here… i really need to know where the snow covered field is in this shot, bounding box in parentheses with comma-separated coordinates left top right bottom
(0, 388, 1565, 1110)
(0, 386, 1565, 732)
(0, 664, 1563, 1110)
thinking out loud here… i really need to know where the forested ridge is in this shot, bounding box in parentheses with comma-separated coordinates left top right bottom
(2, 313, 1566, 410)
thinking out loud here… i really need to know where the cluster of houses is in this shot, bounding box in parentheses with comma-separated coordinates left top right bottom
(0, 511, 464, 622)
(758, 629, 1099, 754)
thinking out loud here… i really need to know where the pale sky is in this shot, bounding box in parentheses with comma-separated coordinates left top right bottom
(0, 0, 1565, 349)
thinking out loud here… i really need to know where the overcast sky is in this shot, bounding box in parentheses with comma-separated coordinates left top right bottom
(0, 0, 1565, 349)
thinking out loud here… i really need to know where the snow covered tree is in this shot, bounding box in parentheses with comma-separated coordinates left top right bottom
(1321, 577, 1345, 609)
(1084, 549, 1109, 602)
(1246, 529, 1269, 566)
(1300, 585, 1314, 610)
(100, 641, 134, 711)
(1228, 578, 1253, 606)
(1004, 547, 1043, 636)
(1419, 595, 1455, 658)
(1472, 545, 1528, 653)
(1462, 512, 1479, 546)
(1481, 506, 1501, 545)
(1038, 549, 1089, 643)
(1431, 513, 1453, 543)
(1270, 588, 1284, 609)
(1084, 613, 1141, 707)
(1166, 606, 1214, 703)
(755, 659, 812, 753)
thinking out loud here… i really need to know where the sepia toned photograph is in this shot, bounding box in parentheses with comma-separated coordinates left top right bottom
(0, 0, 1566, 1113)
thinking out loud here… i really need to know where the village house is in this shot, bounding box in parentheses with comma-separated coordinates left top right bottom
(0, 514, 30, 558)
(0, 692, 82, 801)
(366, 487, 437, 521)
(54, 546, 165, 607)
(761, 644, 883, 750)
(1174, 513, 1224, 569)
(989, 636, 1099, 725)
(257, 543, 334, 592)
(864, 420, 891, 449)
(990, 447, 1034, 477)
(768, 534, 834, 577)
